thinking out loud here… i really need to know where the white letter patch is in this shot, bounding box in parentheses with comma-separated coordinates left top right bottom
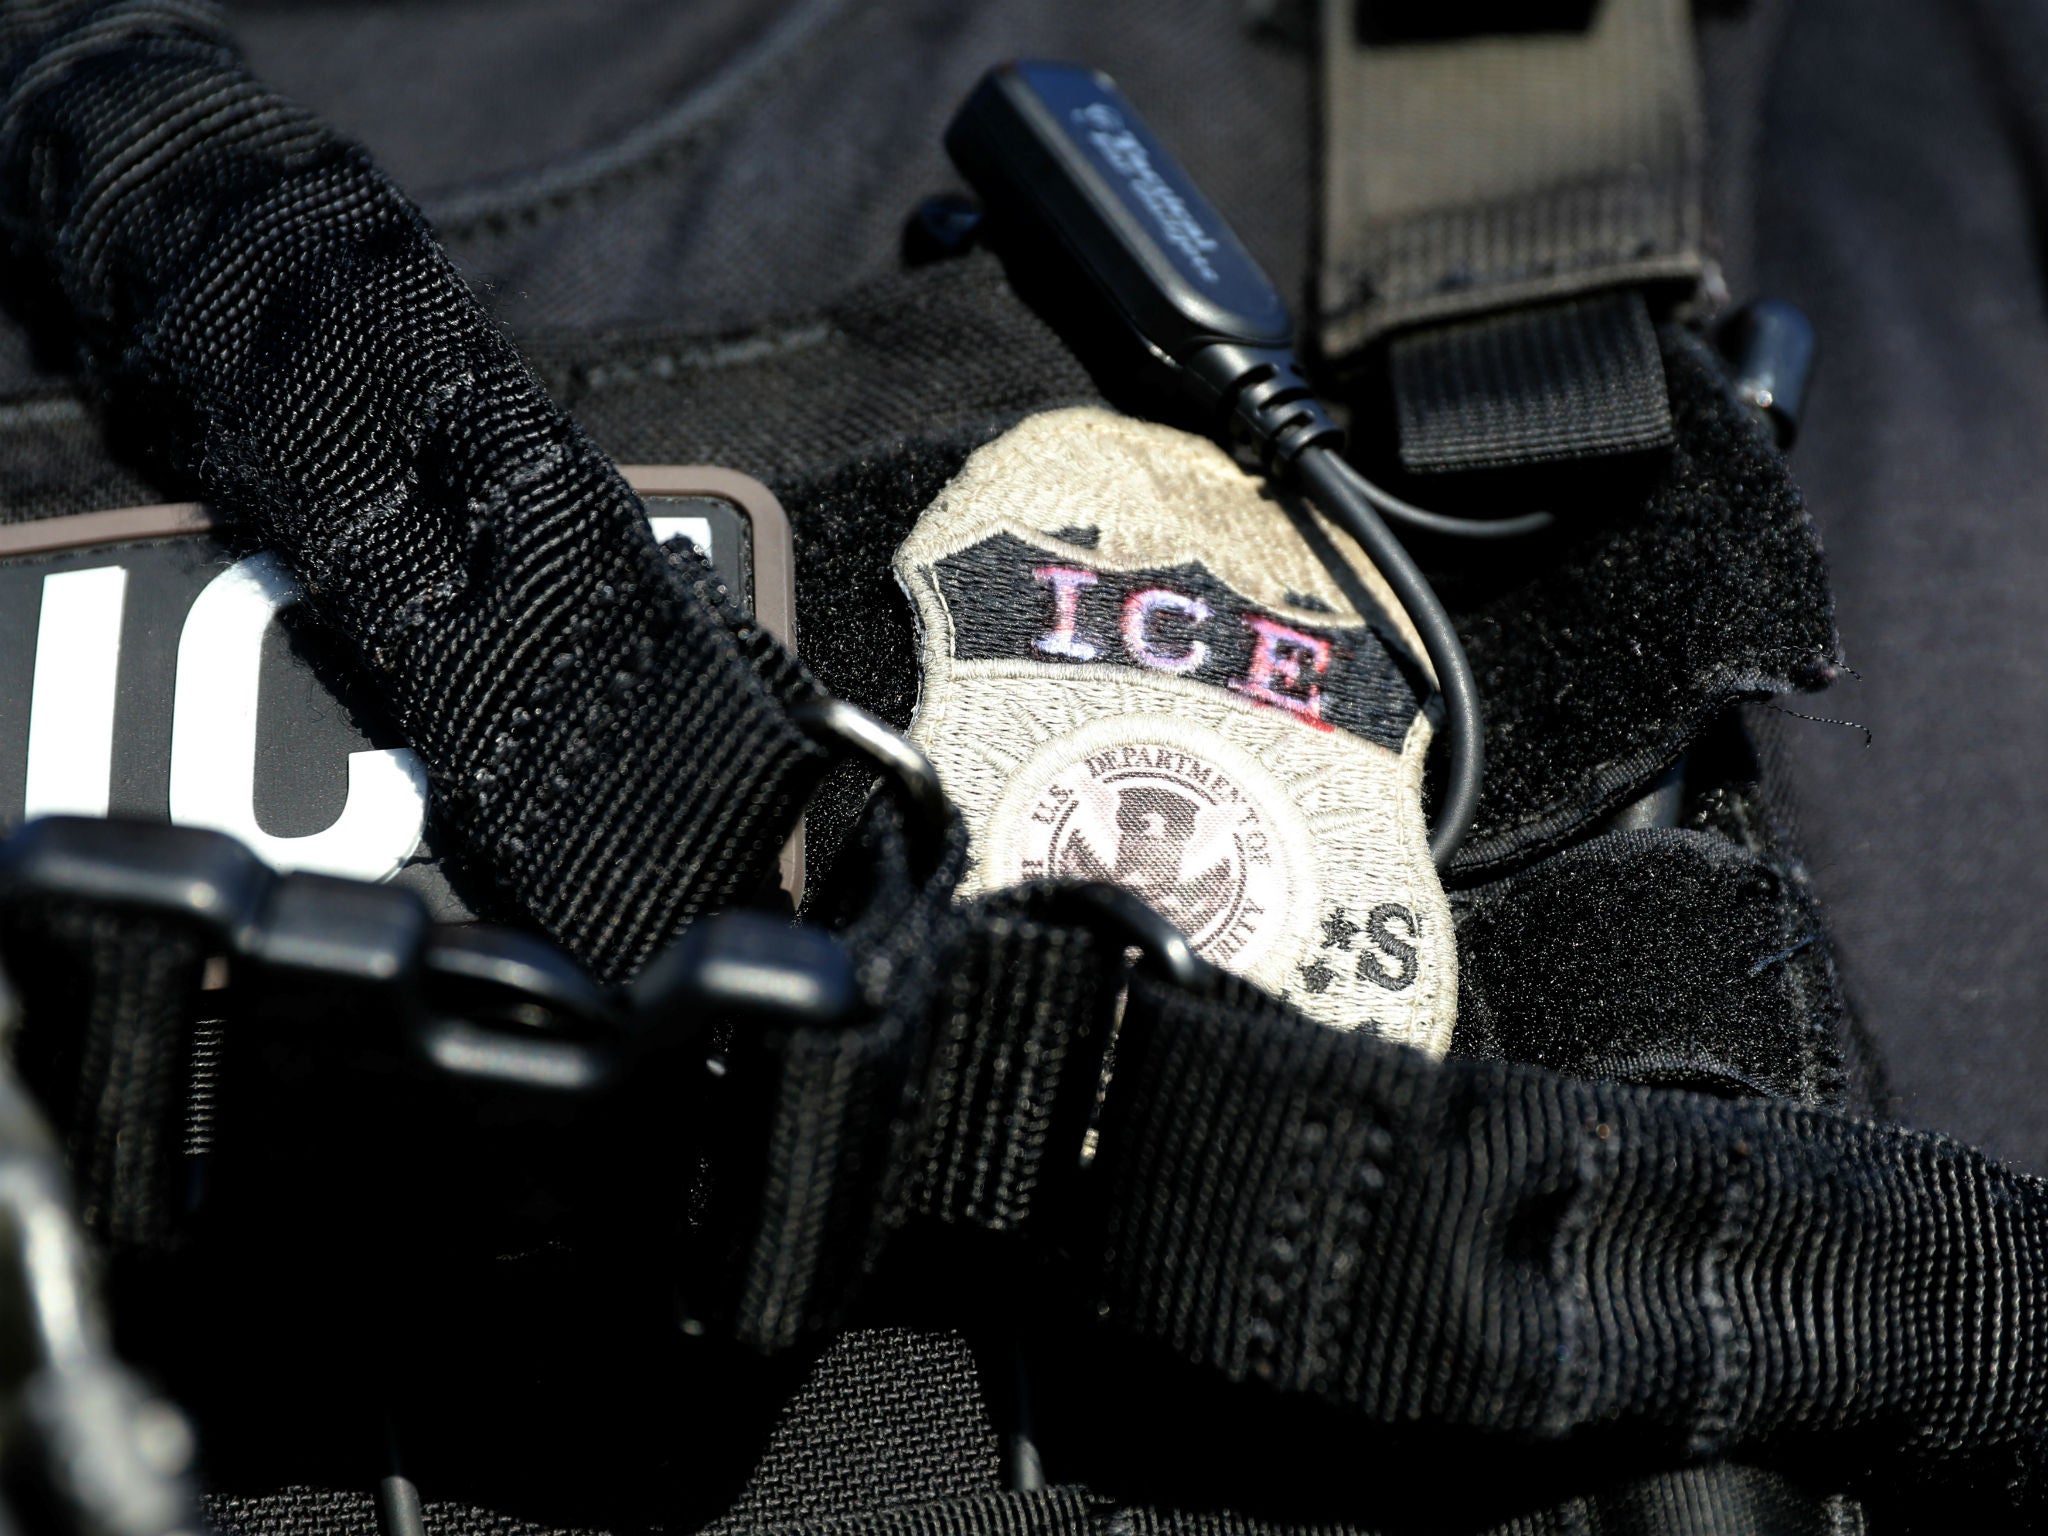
(894, 407, 1456, 1054)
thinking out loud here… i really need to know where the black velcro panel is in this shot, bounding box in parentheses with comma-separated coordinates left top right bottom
(1451, 827, 1849, 1105)
(1447, 325, 1838, 876)
(1389, 292, 1675, 473)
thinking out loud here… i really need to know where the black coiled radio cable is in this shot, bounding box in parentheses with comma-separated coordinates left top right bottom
(948, 60, 1498, 865)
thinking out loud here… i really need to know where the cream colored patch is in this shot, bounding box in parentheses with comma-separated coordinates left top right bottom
(894, 407, 1454, 1055)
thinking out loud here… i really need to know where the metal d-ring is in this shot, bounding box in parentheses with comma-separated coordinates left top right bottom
(790, 698, 955, 874)
(1046, 880, 1208, 990)
(785, 702, 1203, 990)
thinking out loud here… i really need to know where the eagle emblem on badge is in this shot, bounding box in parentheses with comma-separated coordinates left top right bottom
(894, 407, 1457, 1053)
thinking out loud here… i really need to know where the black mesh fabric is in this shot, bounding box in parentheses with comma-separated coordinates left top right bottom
(706, 1330, 1003, 1533)
(710, 1490, 1097, 1536)
(0, 0, 827, 983)
(0, 391, 160, 522)
(206, 1470, 1858, 1536)
(204, 1488, 598, 1536)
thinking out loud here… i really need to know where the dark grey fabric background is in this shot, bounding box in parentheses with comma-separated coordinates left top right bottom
(229, 0, 1313, 342)
(1753, 0, 2048, 1169)
(103, 0, 2048, 1172)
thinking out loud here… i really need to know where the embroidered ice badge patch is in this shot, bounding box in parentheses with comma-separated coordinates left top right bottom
(894, 407, 1456, 1054)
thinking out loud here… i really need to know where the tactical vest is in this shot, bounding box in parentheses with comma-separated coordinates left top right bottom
(0, 5, 2033, 1536)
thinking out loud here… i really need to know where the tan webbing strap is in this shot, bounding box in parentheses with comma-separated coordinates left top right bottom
(1322, 0, 1711, 357)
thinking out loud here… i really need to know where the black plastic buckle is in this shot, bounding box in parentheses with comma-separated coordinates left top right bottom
(0, 815, 274, 950)
(0, 701, 1213, 1343)
(630, 908, 872, 1344)
(231, 883, 622, 1256)
(0, 818, 623, 1253)
(634, 908, 859, 1032)
(1721, 299, 1817, 449)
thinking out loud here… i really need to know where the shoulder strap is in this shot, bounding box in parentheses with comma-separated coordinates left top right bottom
(0, 0, 827, 984)
(3, 823, 2045, 1516)
(903, 908, 2048, 1515)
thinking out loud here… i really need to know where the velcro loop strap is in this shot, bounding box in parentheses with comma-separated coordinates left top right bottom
(1389, 291, 1674, 474)
(1446, 328, 1838, 876)
(1453, 827, 1849, 1104)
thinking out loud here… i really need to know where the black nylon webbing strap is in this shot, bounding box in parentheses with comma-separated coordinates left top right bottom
(0, 907, 202, 1252)
(906, 893, 1123, 1234)
(3, 826, 2040, 1507)
(1322, 0, 1706, 475)
(0, 1, 827, 983)
(721, 805, 973, 1352)
(1084, 967, 2048, 1498)
(1387, 291, 1674, 474)
(1320, 0, 1710, 357)
(733, 999, 924, 1353)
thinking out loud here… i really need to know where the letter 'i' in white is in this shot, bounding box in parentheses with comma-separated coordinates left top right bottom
(23, 566, 129, 819)
(1032, 564, 1101, 660)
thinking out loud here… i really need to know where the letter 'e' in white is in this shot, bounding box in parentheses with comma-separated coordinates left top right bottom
(24, 566, 129, 819)
(170, 553, 428, 881)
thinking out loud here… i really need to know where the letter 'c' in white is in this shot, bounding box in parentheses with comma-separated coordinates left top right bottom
(1121, 587, 1212, 675)
(170, 554, 428, 882)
